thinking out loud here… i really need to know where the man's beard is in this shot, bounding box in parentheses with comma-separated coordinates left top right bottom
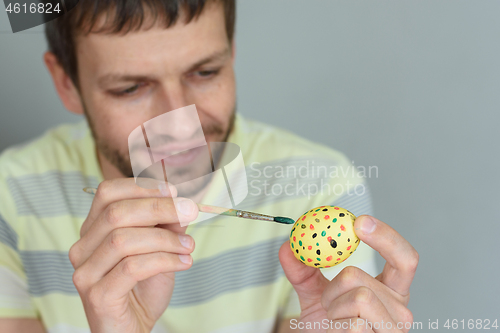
(84, 104, 236, 197)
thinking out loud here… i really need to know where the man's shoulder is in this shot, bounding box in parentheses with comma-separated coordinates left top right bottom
(234, 114, 351, 167)
(0, 120, 99, 226)
(0, 120, 93, 178)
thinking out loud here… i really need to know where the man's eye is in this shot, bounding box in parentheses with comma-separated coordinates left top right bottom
(123, 85, 139, 94)
(120, 84, 140, 95)
(196, 69, 219, 78)
(111, 83, 144, 96)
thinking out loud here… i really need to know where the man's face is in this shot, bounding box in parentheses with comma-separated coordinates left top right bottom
(74, 2, 236, 192)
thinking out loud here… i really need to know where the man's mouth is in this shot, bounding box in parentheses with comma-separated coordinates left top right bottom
(153, 144, 207, 167)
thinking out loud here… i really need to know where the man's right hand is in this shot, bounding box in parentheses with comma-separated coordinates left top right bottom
(69, 178, 198, 333)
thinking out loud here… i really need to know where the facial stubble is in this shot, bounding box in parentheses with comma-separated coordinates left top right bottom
(83, 103, 236, 197)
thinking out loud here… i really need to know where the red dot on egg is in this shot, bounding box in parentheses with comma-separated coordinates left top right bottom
(313, 213, 317, 216)
(324, 215, 330, 219)
(293, 236, 296, 242)
(308, 246, 312, 250)
(336, 258, 341, 261)
(310, 224, 314, 230)
(307, 258, 313, 262)
(327, 236, 332, 242)
(302, 216, 306, 221)
(340, 225, 346, 231)
(347, 245, 351, 251)
(301, 233, 305, 237)
(326, 256, 333, 261)
(334, 207, 339, 210)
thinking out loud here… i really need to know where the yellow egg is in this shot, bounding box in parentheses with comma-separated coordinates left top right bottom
(289, 206, 360, 268)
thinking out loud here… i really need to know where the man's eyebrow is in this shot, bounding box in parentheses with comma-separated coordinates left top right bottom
(97, 74, 150, 87)
(97, 48, 231, 87)
(186, 47, 231, 72)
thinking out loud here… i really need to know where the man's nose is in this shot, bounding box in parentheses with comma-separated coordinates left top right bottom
(159, 78, 190, 112)
(148, 80, 203, 143)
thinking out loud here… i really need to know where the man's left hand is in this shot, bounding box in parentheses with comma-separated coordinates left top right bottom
(279, 215, 419, 332)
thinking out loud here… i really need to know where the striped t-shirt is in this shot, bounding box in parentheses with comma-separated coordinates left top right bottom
(0, 114, 377, 333)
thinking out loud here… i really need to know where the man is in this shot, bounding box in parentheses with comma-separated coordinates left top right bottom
(0, 0, 418, 332)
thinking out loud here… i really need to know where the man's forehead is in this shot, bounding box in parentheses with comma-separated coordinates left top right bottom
(75, 2, 229, 75)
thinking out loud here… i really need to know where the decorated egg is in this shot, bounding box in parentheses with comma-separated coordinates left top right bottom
(289, 206, 360, 268)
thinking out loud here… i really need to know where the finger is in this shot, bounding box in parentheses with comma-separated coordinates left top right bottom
(327, 318, 374, 333)
(321, 266, 412, 326)
(88, 251, 191, 301)
(71, 197, 197, 266)
(74, 227, 195, 279)
(354, 215, 419, 296)
(82, 178, 177, 237)
(327, 286, 400, 333)
(278, 241, 329, 310)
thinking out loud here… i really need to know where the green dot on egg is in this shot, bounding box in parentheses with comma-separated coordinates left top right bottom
(300, 256, 305, 261)
(321, 230, 326, 236)
(316, 258, 321, 261)
(299, 240, 302, 246)
(338, 233, 341, 237)
(333, 218, 337, 223)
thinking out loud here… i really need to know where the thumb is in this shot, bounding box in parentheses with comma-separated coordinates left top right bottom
(279, 241, 330, 310)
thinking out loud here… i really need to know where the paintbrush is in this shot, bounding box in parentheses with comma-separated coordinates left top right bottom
(83, 187, 295, 225)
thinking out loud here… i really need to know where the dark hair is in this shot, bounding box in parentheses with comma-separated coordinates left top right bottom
(45, 0, 236, 88)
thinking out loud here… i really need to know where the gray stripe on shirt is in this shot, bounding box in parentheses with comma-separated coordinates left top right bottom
(6, 171, 99, 218)
(0, 213, 18, 251)
(20, 236, 288, 301)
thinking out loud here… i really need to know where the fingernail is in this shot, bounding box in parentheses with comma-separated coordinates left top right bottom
(174, 198, 196, 216)
(158, 183, 170, 197)
(178, 234, 193, 249)
(361, 216, 377, 234)
(179, 254, 192, 264)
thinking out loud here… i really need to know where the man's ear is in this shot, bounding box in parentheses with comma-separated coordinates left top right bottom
(231, 40, 236, 66)
(43, 52, 84, 115)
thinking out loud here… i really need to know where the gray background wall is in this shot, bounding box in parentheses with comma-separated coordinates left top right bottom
(1, 0, 499, 330)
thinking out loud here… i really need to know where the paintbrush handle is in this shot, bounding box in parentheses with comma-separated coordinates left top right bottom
(82, 187, 294, 224)
(196, 203, 236, 215)
(85, 188, 237, 215)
